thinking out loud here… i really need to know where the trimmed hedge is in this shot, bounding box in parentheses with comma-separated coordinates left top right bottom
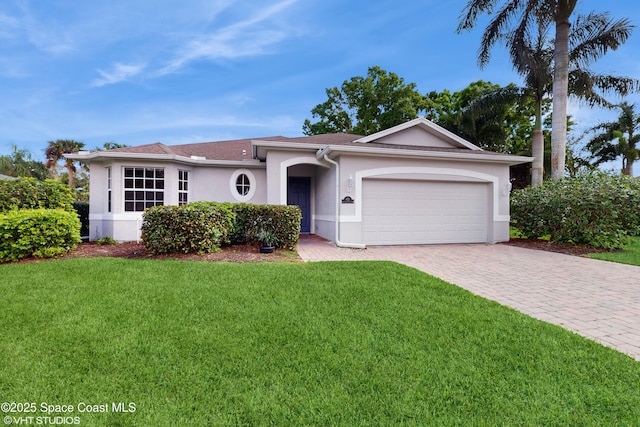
(511, 173, 640, 249)
(140, 202, 302, 254)
(0, 178, 75, 212)
(229, 203, 302, 250)
(141, 203, 235, 255)
(0, 209, 81, 262)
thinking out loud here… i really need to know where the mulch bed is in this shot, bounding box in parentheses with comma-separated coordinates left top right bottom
(501, 238, 615, 256)
(7, 237, 615, 265)
(10, 242, 300, 264)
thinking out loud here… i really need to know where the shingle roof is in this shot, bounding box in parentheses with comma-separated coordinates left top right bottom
(96, 132, 517, 161)
(106, 136, 289, 161)
(104, 134, 364, 161)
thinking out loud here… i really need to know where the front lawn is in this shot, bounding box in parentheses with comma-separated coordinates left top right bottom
(1, 259, 639, 425)
(588, 236, 640, 267)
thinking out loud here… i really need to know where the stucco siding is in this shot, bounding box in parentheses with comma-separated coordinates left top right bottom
(313, 165, 336, 241)
(372, 126, 453, 148)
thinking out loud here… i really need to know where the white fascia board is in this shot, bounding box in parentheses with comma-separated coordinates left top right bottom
(320, 145, 533, 165)
(252, 139, 327, 160)
(66, 151, 263, 167)
(354, 117, 482, 151)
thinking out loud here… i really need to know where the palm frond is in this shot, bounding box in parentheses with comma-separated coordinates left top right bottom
(457, 0, 498, 32)
(570, 12, 635, 68)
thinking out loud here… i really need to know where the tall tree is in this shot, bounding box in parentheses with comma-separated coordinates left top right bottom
(429, 80, 534, 154)
(587, 102, 640, 175)
(303, 66, 428, 136)
(457, 1, 636, 180)
(0, 146, 49, 180)
(45, 139, 85, 188)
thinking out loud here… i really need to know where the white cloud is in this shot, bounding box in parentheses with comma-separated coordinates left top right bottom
(0, 13, 19, 40)
(91, 63, 147, 87)
(157, 0, 299, 75)
(83, 0, 300, 85)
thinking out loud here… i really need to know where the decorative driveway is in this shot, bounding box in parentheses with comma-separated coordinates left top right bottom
(297, 236, 640, 361)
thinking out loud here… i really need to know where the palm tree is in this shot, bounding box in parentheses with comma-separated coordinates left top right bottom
(504, 16, 552, 187)
(462, 12, 636, 186)
(45, 139, 85, 188)
(587, 102, 640, 175)
(457, 1, 635, 180)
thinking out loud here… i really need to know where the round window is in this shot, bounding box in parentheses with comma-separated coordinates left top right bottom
(235, 174, 250, 196)
(230, 169, 256, 202)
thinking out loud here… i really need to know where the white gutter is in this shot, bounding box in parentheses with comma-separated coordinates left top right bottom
(320, 145, 533, 165)
(65, 151, 263, 167)
(320, 149, 366, 249)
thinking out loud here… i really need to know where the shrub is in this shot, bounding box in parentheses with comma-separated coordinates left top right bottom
(0, 178, 75, 212)
(141, 202, 302, 254)
(141, 203, 235, 255)
(511, 173, 640, 249)
(230, 203, 302, 250)
(0, 209, 81, 262)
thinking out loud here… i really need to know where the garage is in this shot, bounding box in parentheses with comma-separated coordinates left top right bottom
(361, 179, 489, 245)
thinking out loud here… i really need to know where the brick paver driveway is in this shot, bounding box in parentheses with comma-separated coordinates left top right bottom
(297, 236, 640, 361)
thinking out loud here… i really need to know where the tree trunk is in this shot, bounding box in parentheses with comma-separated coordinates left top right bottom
(531, 129, 544, 187)
(531, 98, 544, 187)
(67, 165, 74, 189)
(551, 18, 571, 180)
(622, 157, 632, 176)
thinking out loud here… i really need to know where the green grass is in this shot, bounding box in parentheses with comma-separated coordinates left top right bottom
(588, 236, 640, 266)
(2, 259, 639, 426)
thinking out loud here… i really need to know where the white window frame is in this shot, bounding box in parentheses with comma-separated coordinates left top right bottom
(229, 169, 256, 202)
(123, 167, 165, 212)
(107, 167, 112, 213)
(178, 169, 189, 206)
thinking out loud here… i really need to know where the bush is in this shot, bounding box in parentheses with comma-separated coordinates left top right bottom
(0, 209, 81, 262)
(140, 202, 302, 254)
(0, 178, 75, 212)
(511, 173, 640, 249)
(230, 203, 302, 250)
(141, 203, 235, 255)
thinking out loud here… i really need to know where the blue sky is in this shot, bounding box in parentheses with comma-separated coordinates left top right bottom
(1, 0, 640, 162)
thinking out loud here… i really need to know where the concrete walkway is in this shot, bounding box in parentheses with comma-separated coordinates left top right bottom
(297, 236, 640, 361)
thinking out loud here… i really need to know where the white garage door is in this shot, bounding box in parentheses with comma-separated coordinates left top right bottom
(362, 179, 489, 245)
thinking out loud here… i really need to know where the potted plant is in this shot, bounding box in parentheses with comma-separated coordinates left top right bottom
(257, 229, 276, 253)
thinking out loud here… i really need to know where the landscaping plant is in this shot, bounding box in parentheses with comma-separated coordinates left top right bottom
(0, 178, 80, 261)
(511, 172, 640, 249)
(141, 203, 235, 254)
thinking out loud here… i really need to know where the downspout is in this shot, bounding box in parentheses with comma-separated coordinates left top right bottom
(319, 148, 366, 249)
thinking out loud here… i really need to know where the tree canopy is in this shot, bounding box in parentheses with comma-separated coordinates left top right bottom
(45, 139, 85, 188)
(457, 0, 636, 179)
(428, 80, 535, 155)
(303, 66, 428, 136)
(0, 146, 48, 180)
(587, 102, 640, 175)
(303, 69, 535, 157)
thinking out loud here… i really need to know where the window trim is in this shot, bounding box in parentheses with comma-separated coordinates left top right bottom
(178, 169, 189, 206)
(123, 167, 165, 212)
(229, 169, 256, 202)
(107, 167, 112, 213)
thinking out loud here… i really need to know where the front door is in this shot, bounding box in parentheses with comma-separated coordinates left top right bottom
(287, 177, 311, 233)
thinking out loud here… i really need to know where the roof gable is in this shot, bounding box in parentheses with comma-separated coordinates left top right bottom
(354, 117, 481, 151)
